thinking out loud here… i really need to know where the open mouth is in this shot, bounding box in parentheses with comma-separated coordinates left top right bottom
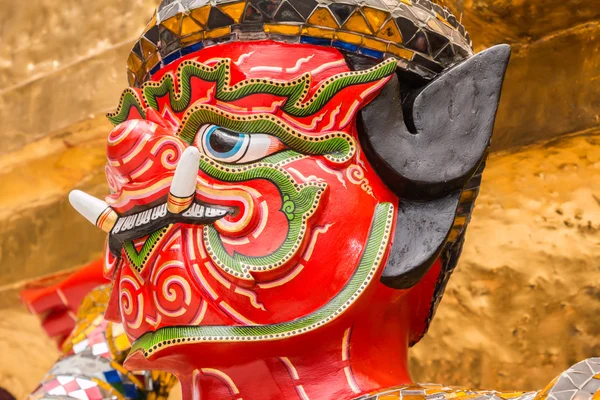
(108, 200, 234, 256)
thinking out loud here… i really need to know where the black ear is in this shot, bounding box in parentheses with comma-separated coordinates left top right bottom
(380, 193, 460, 289)
(358, 44, 511, 289)
(360, 44, 511, 200)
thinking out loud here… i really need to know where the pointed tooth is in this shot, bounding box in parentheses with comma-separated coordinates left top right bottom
(170, 147, 200, 199)
(124, 215, 136, 230)
(69, 190, 107, 224)
(141, 209, 152, 224)
(113, 217, 126, 234)
(68, 190, 117, 232)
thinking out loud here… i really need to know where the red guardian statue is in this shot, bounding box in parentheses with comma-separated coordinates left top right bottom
(48, 0, 599, 399)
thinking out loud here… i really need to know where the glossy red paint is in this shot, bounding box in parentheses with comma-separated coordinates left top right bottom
(20, 260, 108, 346)
(101, 41, 444, 400)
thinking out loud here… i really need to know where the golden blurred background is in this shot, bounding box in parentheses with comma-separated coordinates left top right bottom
(1, 0, 600, 398)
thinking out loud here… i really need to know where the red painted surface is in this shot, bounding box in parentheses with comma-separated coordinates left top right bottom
(99, 41, 443, 399)
(20, 259, 108, 346)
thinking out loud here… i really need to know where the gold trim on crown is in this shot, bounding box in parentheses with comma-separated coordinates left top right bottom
(127, 0, 473, 86)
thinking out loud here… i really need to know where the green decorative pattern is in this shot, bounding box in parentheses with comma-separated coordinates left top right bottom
(107, 88, 147, 126)
(195, 149, 325, 279)
(129, 202, 394, 358)
(178, 105, 355, 164)
(108, 58, 396, 126)
(123, 227, 170, 272)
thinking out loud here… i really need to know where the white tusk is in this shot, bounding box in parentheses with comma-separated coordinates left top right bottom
(69, 190, 118, 233)
(168, 147, 200, 214)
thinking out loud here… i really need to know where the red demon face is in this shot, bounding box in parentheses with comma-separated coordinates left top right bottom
(93, 41, 407, 358)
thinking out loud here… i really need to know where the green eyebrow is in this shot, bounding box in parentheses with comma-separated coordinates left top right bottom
(107, 57, 397, 126)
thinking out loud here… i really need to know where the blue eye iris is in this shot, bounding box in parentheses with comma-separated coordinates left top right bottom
(196, 124, 284, 164)
(203, 126, 249, 161)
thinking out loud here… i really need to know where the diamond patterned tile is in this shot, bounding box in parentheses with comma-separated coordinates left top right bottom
(343, 10, 373, 35)
(250, 0, 283, 18)
(273, 2, 304, 22)
(329, 3, 357, 26)
(126, 0, 473, 85)
(288, 0, 317, 18)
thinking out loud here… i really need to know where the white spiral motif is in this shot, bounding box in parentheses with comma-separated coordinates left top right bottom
(120, 276, 145, 330)
(150, 137, 185, 170)
(152, 261, 192, 318)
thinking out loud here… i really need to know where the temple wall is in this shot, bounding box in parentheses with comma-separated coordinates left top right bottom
(0, 0, 599, 398)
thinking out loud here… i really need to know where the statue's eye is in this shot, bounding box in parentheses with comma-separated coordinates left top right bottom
(195, 125, 284, 164)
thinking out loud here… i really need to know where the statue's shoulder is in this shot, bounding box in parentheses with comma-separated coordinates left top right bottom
(356, 384, 537, 400)
(536, 358, 600, 400)
(357, 360, 600, 400)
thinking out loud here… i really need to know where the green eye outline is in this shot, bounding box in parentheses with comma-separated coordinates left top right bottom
(179, 104, 356, 165)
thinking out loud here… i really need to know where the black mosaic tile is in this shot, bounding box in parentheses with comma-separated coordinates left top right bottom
(328, 3, 357, 26)
(250, 0, 283, 18)
(288, 0, 318, 19)
(412, 53, 443, 73)
(207, 6, 235, 29)
(159, 25, 179, 46)
(144, 25, 161, 45)
(434, 43, 455, 63)
(447, 14, 458, 28)
(132, 41, 144, 59)
(395, 16, 418, 43)
(243, 3, 265, 23)
(426, 31, 449, 56)
(234, 22, 265, 33)
(405, 30, 429, 54)
(162, 41, 182, 57)
(274, 1, 304, 23)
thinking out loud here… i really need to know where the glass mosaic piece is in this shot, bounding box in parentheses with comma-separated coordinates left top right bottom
(243, 3, 265, 22)
(140, 37, 157, 59)
(329, 3, 358, 26)
(405, 30, 429, 55)
(144, 25, 160, 45)
(308, 7, 340, 28)
(342, 10, 374, 35)
(395, 16, 418, 43)
(190, 5, 211, 26)
(288, 0, 318, 19)
(273, 2, 304, 23)
(219, 2, 246, 23)
(124, 0, 472, 103)
(207, 6, 235, 29)
(377, 18, 403, 43)
(363, 6, 389, 32)
(162, 14, 183, 35)
(250, 0, 283, 18)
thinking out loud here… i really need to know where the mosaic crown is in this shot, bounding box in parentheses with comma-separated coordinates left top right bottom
(127, 0, 473, 86)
